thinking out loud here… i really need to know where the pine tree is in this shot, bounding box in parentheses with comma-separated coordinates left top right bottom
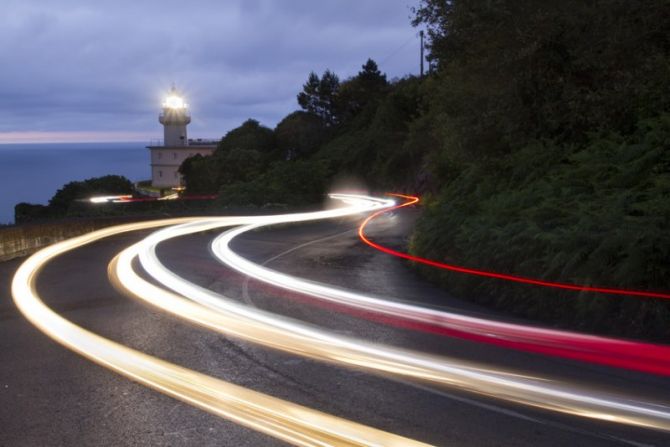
(297, 70, 340, 126)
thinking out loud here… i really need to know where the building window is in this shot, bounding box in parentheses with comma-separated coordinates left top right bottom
(158, 152, 162, 159)
(173, 152, 177, 159)
(159, 170, 163, 177)
(174, 171, 178, 178)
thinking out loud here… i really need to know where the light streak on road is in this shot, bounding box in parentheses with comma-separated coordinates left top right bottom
(157, 192, 179, 200)
(88, 194, 133, 203)
(360, 194, 670, 300)
(11, 215, 432, 447)
(210, 196, 670, 377)
(117, 197, 670, 432)
(13, 193, 670, 440)
(88, 194, 218, 203)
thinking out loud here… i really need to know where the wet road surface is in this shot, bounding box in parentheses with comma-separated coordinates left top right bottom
(1, 210, 669, 446)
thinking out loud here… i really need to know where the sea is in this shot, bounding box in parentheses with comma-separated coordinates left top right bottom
(0, 142, 149, 224)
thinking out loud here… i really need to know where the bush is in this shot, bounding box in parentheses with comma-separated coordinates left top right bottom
(217, 160, 329, 207)
(410, 115, 670, 340)
(15, 203, 50, 224)
(48, 175, 134, 216)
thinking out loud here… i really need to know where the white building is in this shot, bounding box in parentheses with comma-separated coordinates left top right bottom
(147, 86, 217, 189)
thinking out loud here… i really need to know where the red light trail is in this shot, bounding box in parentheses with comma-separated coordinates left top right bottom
(359, 193, 670, 300)
(207, 193, 670, 377)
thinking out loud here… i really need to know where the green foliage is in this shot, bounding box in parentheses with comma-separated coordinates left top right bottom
(401, 0, 670, 339)
(297, 70, 341, 125)
(410, 116, 670, 339)
(217, 160, 328, 207)
(314, 76, 424, 189)
(15, 203, 50, 224)
(173, 10, 670, 340)
(275, 111, 326, 159)
(215, 148, 264, 185)
(179, 154, 219, 194)
(216, 119, 276, 155)
(297, 72, 321, 115)
(412, 0, 670, 157)
(14, 175, 135, 222)
(336, 59, 389, 121)
(183, 60, 398, 202)
(48, 175, 134, 215)
(181, 119, 278, 193)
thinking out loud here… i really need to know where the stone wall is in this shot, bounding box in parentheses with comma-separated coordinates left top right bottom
(0, 218, 130, 262)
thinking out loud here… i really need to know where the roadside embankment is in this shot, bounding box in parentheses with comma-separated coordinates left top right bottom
(0, 217, 133, 262)
(409, 116, 670, 342)
(1, 201, 315, 263)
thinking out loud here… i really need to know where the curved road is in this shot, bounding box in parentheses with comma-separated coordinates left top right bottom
(1, 207, 670, 446)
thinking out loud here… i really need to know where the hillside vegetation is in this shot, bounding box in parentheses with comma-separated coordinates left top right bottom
(407, 0, 670, 340)
(178, 0, 669, 339)
(15, 175, 134, 222)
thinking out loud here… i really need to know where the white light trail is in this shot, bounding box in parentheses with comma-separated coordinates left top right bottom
(11, 216, 432, 447)
(123, 194, 670, 432)
(12, 193, 670, 440)
(88, 194, 133, 203)
(210, 208, 670, 377)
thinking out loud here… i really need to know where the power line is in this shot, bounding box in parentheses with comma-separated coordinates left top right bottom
(379, 32, 418, 67)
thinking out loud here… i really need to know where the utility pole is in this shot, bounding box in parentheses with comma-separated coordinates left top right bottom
(420, 30, 425, 77)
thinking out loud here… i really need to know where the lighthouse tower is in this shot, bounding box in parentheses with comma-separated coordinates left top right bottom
(159, 85, 191, 146)
(147, 85, 217, 190)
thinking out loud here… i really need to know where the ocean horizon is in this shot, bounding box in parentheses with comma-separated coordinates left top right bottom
(0, 142, 150, 224)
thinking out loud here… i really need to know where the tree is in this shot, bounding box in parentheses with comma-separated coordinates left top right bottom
(318, 70, 340, 125)
(15, 202, 49, 223)
(297, 72, 320, 115)
(411, 0, 670, 157)
(48, 175, 134, 215)
(275, 111, 326, 159)
(181, 119, 277, 195)
(179, 154, 219, 194)
(358, 59, 387, 90)
(217, 119, 276, 154)
(297, 70, 340, 125)
(336, 58, 389, 121)
(215, 148, 264, 186)
(410, 0, 452, 71)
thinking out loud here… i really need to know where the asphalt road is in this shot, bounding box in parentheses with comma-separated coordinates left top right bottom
(1, 209, 670, 446)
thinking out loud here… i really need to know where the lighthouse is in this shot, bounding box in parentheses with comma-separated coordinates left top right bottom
(147, 85, 217, 189)
(159, 85, 191, 146)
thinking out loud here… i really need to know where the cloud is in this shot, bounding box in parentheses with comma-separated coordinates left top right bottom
(0, 0, 420, 142)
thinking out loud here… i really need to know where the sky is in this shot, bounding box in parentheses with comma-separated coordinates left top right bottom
(0, 0, 422, 144)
